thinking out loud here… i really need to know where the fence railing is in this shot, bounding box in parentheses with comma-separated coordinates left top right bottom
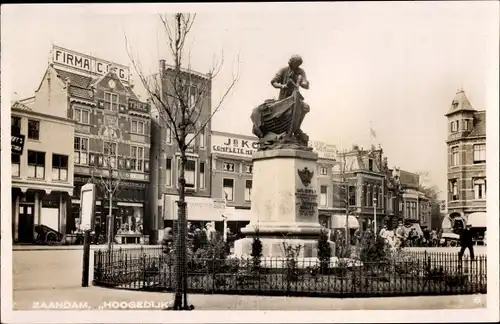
(93, 247, 487, 298)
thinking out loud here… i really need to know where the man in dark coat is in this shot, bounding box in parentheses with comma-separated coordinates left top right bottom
(458, 224, 475, 260)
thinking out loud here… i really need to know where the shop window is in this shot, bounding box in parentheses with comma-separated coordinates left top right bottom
(27, 150, 45, 179)
(245, 180, 252, 202)
(223, 178, 234, 201)
(52, 154, 68, 181)
(28, 119, 40, 140)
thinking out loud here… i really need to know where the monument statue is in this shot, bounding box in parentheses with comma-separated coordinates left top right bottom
(251, 55, 312, 151)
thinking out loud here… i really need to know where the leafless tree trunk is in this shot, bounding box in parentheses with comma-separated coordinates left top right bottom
(126, 13, 239, 310)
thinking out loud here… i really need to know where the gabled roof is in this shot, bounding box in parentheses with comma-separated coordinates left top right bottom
(54, 68, 95, 88)
(445, 90, 476, 116)
(468, 110, 486, 137)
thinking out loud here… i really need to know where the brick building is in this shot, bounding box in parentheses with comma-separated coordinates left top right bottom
(445, 89, 486, 235)
(11, 99, 75, 242)
(148, 60, 212, 243)
(31, 45, 152, 243)
(332, 145, 385, 233)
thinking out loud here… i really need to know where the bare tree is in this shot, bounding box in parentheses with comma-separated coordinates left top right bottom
(125, 13, 239, 310)
(90, 126, 127, 250)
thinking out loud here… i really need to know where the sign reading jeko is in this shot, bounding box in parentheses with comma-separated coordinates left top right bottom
(52, 46, 130, 82)
(212, 134, 259, 158)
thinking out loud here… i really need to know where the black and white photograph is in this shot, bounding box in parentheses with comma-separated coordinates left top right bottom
(1, 2, 498, 323)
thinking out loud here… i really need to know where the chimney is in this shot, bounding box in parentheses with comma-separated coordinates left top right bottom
(159, 59, 166, 76)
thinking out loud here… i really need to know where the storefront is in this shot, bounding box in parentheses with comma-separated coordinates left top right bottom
(161, 194, 251, 239)
(12, 187, 72, 243)
(71, 176, 148, 242)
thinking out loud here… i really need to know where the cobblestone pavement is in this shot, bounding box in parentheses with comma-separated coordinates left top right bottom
(12, 249, 487, 311)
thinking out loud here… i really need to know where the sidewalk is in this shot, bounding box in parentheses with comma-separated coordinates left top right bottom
(13, 285, 486, 311)
(12, 244, 161, 251)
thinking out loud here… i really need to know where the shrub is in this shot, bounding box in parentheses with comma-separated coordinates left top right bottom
(317, 229, 332, 274)
(282, 239, 302, 282)
(251, 226, 263, 274)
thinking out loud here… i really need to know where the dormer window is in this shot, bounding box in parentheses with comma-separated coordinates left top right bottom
(451, 100, 459, 110)
(368, 159, 373, 171)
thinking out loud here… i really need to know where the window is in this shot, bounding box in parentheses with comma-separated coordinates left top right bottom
(52, 154, 68, 181)
(378, 186, 383, 208)
(449, 180, 459, 201)
(28, 119, 40, 140)
(363, 185, 368, 206)
(245, 180, 252, 202)
(131, 146, 145, 172)
(464, 119, 471, 131)
(451, 120, 459, 132)
(348, 186, 356, 206)
(320, 186, 328, 206)
(451, 146, 459, 166)
(368, 185, 373, 205)
(166, 158, 172, 186)
(223, 162, 235, 172)
(131, 120, 145, 134)
(73, 108, 90, 124)
(406, 203, 411, 219)
(189, 85, 197, 109)
(368, 159, 373, 171)
(12, 154, 20, 177)
(473, 144, 486, 163)
(104, 92, 119, 111)
(11, 116, 21, 135)
(319, 167, 328, 176)
(166, 126, 172, 144)
(244, 164, 253, 174)
(74, 137, 89, 165)
(177, 158, 196, 188)
(186, 133, 195, 149)
(200, 162, 206, 189)
(27, 150, 45, 179)
(199, 127, 205, 148)
(473, 178, 486, 200)
(223, 178, 234, 201)
(103, 141, 117, 168)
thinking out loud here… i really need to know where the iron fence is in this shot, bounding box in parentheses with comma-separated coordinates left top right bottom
(93, 247, 486, 298)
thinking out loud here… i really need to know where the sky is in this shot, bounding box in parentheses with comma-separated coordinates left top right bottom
(2, 2, 498, 199)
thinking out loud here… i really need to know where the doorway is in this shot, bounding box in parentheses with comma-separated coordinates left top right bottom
(18, 204, 35, 243)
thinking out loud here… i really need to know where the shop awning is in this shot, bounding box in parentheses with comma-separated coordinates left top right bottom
(441, 216, 452, 229)
(467, 212, 487, 228)
(331, 215, 359, 229)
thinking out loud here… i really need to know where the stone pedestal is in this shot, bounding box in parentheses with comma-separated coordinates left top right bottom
(233, 149, 331, 258)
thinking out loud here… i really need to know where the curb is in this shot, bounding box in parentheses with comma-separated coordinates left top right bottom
(13, 245, 162, 252)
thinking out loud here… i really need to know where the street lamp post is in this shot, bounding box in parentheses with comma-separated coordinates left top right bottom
(373, 197, 377, 234)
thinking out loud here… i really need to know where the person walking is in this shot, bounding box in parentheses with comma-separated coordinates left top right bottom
(458, 223, 475, 261)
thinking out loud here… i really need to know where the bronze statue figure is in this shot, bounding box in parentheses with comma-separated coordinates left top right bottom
(251, 55, 312, 151)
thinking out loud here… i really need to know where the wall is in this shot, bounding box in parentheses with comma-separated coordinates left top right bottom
(34, 68, 68, 119)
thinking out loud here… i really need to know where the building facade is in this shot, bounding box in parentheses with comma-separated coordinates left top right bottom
(445, 90, 486, 234)
(11, 100, 75, 242)
(396, 169, 431, 229)
(149, 60, 213, 242)
(27, 45, 152, 242)
(331, 145, 386, 233)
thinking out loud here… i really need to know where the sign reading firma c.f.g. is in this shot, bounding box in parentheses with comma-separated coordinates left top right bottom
(52, 45, 130, 83)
